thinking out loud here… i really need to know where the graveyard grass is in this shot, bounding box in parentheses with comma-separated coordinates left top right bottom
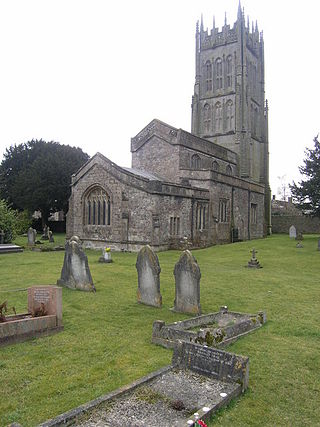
(1, 234, 319, 426)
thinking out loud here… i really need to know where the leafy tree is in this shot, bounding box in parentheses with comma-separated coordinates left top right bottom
(0, 200, 18, 243)
(0, 140, 89, 225)
(290, 135, 320, 216)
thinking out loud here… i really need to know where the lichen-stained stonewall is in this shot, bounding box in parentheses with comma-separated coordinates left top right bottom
(136, 245, 162, 307)
(174, 250, 201, 315)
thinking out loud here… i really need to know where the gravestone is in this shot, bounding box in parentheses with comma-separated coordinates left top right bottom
(49, 230, 54, 243)
(28, 286, 62, 326)
(289, 225, 296, 239)
(42, 224, 49, 240)
(295, 232, 303, 241)
(247, 248, 262, 268)
(27, 227, 37, 246)
(57, 236, 95, 292)
(173, 250, 201, 315)
(136, 245, 162, 307)
(172, 340, 249, 392)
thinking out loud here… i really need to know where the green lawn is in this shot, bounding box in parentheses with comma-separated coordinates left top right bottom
(1, 234, 319, 426)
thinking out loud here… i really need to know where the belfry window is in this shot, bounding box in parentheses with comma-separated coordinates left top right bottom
(203, 103, 211, 132)
(215, 58, 223, 90)
(205, 60, 212, 91)
(226, 55, 232, 87)
(84, 187, 111, 226)
(214, 102, 222, 133)
(226, 100, 234, 131)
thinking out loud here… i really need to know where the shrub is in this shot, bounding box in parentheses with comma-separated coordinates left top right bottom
(15, 210, 32, 235)
(0, 200, 18, 243)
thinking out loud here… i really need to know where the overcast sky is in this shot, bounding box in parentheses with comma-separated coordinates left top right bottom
(0, 0, 319, 197)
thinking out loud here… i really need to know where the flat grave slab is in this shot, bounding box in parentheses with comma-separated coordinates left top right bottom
(0, 244, 23, 254)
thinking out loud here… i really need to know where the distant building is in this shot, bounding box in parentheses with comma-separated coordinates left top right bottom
(67, 4, 271, 251)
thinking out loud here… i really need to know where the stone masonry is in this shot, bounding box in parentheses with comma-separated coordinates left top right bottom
(66, 5, 269, 251)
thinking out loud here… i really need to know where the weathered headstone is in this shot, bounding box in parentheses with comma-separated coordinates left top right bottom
(27, 227, 37, 246)
(136, 245, 162, 307)
(289, 225, 296, 239)
(173, 250, 201, 315)
(49, 230, 54, 243)
(295, 232, 303, 241)
(296, 241, 303, 248)
(57, 236, 95, 292)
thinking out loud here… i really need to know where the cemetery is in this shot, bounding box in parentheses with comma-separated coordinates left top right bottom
(0, 233, 319, 426)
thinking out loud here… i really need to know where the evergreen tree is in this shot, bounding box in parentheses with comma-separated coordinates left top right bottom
(0, 140, 89, 224)
(290, 135, 320, 216)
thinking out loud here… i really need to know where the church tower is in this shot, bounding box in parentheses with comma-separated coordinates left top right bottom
(191, 3, 271, 234)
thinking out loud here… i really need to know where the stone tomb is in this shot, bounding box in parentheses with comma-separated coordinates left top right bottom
(39, 341, 248, 427)
(136, 245, 162, 307)
(0, 244, 23, 254)
(0, 286, 63, 346)
(57, 236, 96, 292)
(173, 250, 201, 315)
(152, 306, 267, 349)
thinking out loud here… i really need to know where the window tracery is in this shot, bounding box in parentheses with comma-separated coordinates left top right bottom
(84, 187, 111, 226)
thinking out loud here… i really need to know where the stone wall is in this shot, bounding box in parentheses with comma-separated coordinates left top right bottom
(271, 215, 320, 234)
(67, 153, 213, 251)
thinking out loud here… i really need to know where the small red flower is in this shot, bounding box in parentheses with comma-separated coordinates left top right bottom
(196, 420, 208, 427)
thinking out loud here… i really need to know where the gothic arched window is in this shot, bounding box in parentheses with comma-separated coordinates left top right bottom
(212, 160, 220, 172)
(226, 55, 232, 87)
(205, 60, 212, 91)
(191, 154, 201, 169)
(84, 186, 111, 226)
(252, 64, 257, 93)
(226, 165, 232, 175)
(215, 58, 223, 90)
(214, 101, 222, 133)
(226, 100, 234, 131)
(203, 103, 211, 132)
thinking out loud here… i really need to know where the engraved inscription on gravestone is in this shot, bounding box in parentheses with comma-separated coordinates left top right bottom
(34, 289, 50, 303)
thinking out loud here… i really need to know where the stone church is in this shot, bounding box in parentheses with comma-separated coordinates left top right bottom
(66, 4, 271, 251)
